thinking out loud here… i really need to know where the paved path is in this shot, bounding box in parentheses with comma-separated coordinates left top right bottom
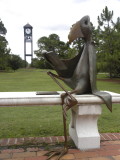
(0, 133, 120, 160)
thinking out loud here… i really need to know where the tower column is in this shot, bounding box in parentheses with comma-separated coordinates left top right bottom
(23, 23, 33, 66)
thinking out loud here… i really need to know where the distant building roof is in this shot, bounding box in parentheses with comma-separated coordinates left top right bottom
(23, 23, 33, 28)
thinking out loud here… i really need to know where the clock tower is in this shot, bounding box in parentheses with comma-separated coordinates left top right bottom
(23, 23, 33, 66)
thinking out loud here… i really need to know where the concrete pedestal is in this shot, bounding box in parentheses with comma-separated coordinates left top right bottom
(69, 104, 102, 150)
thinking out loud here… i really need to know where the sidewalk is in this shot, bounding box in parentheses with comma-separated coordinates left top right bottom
(0, 133, 120, 160)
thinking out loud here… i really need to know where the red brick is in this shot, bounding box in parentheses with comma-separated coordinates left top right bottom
(44, 137, 52, 143)
(96, 149, 120, 157)
(107, 133, 118, 140)
(111, 133, 120, 140)
(13, 152, 36, 158)
(39, 156, 48, 160)
(0, 138, 8, 146)
(6, 158, 24, 160)
(112, 155, 120, 160)
(24, 137, 29, 141)
(17, 138, 25, 145)
(75, 159, 89, 160)
(74, 151, 98, 159)
(1, 148, 24, 153)
(108, 140, 120, 145)
(24, 137, 36, 144)
(50, 136, 58, 143)
(37, 151, 48, 156)
(68, 149, 81, 154)
(24, 137, 36, 143)
(100, 134, 106, 141)
(89, 157, 112, 160)
(101, 144, 120, 150)
(25, 156, 47, 160)
(1, 149, 12, 153)
(114, 133, 120, 139)
(35, 137, 45, 143)
(57, 136, 65, 143)
(100, 133, 112, 141)
(86, 148, 104, 152)
(61, 153, 75, 159)
(8, 138, 16, 145)
(53, 136, 59, 143)
(27, 148, 39, 152)
(0, 153, 11, 159)
(50, 156, 58, 160)
(100, 141, 111, 146)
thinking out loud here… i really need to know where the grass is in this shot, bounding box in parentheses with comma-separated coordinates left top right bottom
(98, 104, 120, 133)
(0, 69, 67, 92)
(0, 69, 120, 138)
(0, 106, 71, 138)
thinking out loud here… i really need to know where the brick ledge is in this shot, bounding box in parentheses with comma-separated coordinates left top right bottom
(0, 133, 120, 147)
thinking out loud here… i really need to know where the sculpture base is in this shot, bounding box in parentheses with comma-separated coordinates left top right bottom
(69, 104, 102, 150)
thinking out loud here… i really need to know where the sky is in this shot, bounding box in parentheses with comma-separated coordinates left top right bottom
(0, 0, 120, 62)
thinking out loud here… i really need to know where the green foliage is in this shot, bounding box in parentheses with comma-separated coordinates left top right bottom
(72, 38, 84, 53)
(0, 19, 7, 35)
(8, 54, 25, 71)
(31, 58, 52, 69)
(0, 18, 26, 71)
(65, 47, 77, 59)
(36, 33, 69, 57)
(97, 6, 120, 78)
(34, 33, 75, 69)
(0, 19, 10, 70)
(98, 6, 113, 25)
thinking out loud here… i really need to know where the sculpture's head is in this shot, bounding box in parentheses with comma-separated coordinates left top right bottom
(68, 16, 92, 43)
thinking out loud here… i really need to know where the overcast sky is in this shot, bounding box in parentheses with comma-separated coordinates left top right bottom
(0, 0, 120, 62)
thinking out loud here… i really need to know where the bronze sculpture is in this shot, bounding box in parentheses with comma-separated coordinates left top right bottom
(43, 15, 112, 112)
(40, 15, 112, 159)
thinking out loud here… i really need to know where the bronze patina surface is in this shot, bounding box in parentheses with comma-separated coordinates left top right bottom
(42, 16, 112, 159)
(43, 15, 112, 112)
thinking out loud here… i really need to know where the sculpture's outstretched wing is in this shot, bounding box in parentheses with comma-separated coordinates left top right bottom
(43, 46, 84, 78)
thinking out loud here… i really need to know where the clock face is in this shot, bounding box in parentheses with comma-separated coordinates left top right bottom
(25, 28, 31, 34)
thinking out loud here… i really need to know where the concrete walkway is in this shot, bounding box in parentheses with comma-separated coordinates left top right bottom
(0, 133, 120, 160)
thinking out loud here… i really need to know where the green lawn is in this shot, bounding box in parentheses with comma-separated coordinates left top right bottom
(0, 69, 120, 138)
(0, 69, 69, 92)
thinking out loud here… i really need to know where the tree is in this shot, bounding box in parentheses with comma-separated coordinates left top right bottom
(31, 58, 52, 69)
(35, 33, 70, 69)
(0, 19, 10, 70)
(71, 22, 99, 56)
(72, 38, 83, 53)
(8, 54, 23, 71)
(97, 6, 120, 77)
(36, 33, 69, 58)
(0, 19, 7, 35)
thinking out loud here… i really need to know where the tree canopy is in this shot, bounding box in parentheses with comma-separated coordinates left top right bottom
(0, 19, 10, 70)
(34, 33, 75, 68)
(97, 6, 120, 77)
(34, 8, 120, 78)
(0, 19, 25, 71)
(35, 33, 69, 58)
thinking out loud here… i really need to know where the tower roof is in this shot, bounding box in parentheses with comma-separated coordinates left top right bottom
(23, 23, 33, 28)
